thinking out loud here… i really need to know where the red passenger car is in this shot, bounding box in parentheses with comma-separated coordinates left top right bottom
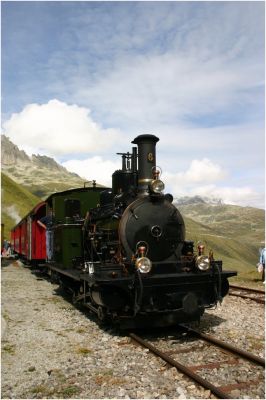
(11, 202, 47, 265)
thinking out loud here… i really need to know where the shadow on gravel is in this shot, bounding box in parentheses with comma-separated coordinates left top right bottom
(1, 257, 17, 268)
(187, 312, 227, 331)
(30, 268, 49, 280)
(22, 263, 228, 340)
(46, 284, 129, 336)
(126, 314, 227, 344)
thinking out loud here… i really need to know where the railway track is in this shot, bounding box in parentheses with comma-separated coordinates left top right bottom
(229, 284, 265, 304)
(129, 326, 265, 399)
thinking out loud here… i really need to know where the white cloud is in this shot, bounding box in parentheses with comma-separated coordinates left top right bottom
(62, 156, 121, 187)
(1, 97, 263, 209)
(63, 155, 263, 208)
(189, 185, 263, 209)
(180, 158, 226, 183)
(74, 50, 263, 130)
(168, 182, 263, 209)
(2, 99, 120, 157)
(163, 159, 263, 208)
(164, 158, 227, 186)
(1, 2, 264, 210)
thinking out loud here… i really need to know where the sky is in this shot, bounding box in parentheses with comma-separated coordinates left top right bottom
(1, 0, 265, 209)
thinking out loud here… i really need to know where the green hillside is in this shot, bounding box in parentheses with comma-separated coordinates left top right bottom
(1, 172, 41, 239)
(179, 202, 265, 285)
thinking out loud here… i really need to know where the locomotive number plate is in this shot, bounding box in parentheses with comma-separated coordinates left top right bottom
(147, 152, 154, 162)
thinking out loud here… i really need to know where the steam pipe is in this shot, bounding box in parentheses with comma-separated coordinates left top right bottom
(132, 147, 137, 173)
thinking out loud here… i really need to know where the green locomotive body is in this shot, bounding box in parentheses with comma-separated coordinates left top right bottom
(47, 186, 106, 270)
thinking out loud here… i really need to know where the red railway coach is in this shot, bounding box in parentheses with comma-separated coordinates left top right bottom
(11, 202, 47, 265)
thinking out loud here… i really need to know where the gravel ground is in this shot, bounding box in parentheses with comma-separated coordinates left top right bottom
(1, 259, 265, 399)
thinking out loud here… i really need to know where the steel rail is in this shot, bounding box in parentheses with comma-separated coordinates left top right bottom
(180, 325, 265, 367)
(229, 292, 265, 304)
(129, 332, 234, 399)
(229, 285, 265, 294)
(229, 285, 265, 304)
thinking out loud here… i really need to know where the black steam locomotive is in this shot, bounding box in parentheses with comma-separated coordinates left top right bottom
(13, 134, 237, 328)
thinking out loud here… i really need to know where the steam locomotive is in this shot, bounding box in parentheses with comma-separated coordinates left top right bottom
(11, 134, 237, 328)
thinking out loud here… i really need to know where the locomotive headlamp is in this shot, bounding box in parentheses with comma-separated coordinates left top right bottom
(196, 255, 210, 271)
(135, 242, 152, 273)
(150, 179, 165, 194)
(135, 257, 152, 273)
(150, 166, 164, 194)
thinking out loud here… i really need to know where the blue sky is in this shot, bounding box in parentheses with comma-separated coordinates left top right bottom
(2, 0, 265, 208)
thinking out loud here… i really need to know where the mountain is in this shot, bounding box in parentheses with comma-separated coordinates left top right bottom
(1, 172, 41, 236)
(176, 198, 265, 282)
(176, 195, 224, 206)
(175, 197, 264, 241)
(1, 135, 102, 199)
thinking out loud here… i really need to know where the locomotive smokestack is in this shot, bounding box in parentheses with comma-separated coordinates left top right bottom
(132, 134, 159, 194)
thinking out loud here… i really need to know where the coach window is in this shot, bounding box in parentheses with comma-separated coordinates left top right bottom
(64, 199, 81, 218)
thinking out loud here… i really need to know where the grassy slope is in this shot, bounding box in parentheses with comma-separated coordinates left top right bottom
(1, 172, 41, 238)
(3, 163, 103, 199)
(180, 203, 265, 284)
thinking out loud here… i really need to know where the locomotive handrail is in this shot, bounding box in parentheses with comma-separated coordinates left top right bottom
(83, 180, 96, 188)
(53, 223, 84, 228)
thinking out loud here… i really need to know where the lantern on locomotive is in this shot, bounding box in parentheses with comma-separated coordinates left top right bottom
(82, 134, 236, 328)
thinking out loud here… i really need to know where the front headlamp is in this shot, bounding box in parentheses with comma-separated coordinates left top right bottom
(196, 255, 210, 271)
(150, 179, 165, 194)
(135, 257, 152, 273)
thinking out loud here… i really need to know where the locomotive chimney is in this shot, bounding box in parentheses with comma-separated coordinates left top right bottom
(132, 134, 159, 194)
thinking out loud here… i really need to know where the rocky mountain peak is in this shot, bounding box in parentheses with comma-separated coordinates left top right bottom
(1, 134, 86, 198)
(31, 154, 65, 172)
(1, 135, 30, 165)
(175, 195, 224, 206)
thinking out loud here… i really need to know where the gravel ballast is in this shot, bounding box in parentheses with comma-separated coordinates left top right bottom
(1, 260, 265, 399)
